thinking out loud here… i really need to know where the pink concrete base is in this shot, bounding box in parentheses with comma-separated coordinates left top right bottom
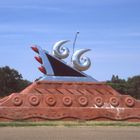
(0, 81, 140, 121)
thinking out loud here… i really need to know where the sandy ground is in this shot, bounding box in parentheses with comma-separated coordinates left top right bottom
(0, 126, 140, 140)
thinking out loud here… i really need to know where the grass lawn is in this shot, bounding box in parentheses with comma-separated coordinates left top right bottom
(0, 121, 140, 127)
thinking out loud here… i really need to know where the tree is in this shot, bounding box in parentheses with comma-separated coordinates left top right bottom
(0, 66, 30, 97)
(107, 75, 127, 95)
(127, 76, 140, 99)
(107, 75, 140, 99)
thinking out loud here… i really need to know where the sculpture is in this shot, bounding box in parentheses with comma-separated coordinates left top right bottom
(0, 39, 140, 122)
(52, 40, 70, 59)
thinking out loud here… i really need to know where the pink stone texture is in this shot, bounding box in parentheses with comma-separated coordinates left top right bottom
(0, 81, 140, 121)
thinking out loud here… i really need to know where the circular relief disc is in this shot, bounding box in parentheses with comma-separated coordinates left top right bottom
(94, 96, 104, 107)
(78, 96, 88, 106)
(110, 97, 119, 107)
(125, 97, 135, 107)
(12, 95, 23, 106)
(45, 96, 56, 106)
(63, 96, 72, 106)
(29, 95, 40, 106)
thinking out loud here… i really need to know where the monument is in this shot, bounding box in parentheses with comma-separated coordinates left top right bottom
(0, 40, 140, 121)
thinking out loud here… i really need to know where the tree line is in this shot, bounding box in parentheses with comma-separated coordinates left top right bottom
(0, 66, 140, 99)
(107, 75, 140, 99)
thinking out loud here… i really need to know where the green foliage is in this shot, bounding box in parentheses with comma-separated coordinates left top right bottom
(107, 75, 127, 95)
(127, 76, 140, 99)
(107, 75, 140, 99)
(0, 66, 31, 97)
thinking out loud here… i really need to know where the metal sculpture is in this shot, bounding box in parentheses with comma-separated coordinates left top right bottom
(0, 39, 140, 122)
(71, 49, 91, 71)
(31, 41, 95, 82)
(52, 40, 70, 59)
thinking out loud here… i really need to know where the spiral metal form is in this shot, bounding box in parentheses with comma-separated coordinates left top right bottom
(72, 49, 91, 71)
(52, 40, 70, 59)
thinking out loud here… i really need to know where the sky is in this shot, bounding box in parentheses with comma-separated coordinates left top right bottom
(0, 0, 140, 82)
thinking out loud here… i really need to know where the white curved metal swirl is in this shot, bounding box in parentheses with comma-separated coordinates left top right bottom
(52, 40, 70, 59)
(72, 49, 91, 71)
